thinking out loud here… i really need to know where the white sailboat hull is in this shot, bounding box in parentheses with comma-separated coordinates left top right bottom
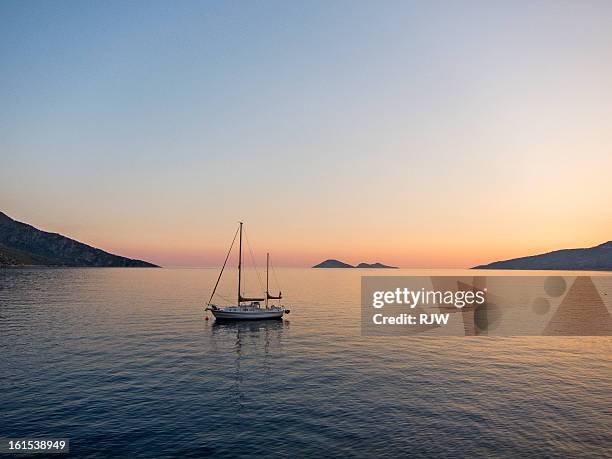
(208, 305, 285, 320)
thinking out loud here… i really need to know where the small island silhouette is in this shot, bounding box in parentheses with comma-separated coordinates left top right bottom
(313, 259, 398, 269)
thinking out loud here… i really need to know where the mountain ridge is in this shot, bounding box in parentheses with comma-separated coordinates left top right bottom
(0, 211, 159, 267)
(473, 241, 612, 271)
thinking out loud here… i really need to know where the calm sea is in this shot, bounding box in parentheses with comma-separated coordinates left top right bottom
(1, 268, 611, 458)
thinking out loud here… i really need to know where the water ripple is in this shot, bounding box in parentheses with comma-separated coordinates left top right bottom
(0, 268, 610, 457)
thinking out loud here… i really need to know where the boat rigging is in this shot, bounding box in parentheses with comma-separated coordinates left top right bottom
(205, 222, 289, 320)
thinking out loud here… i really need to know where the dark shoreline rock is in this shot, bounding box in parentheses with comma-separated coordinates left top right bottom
(473, 241, 612, 271)
(0, 211, 159, 268)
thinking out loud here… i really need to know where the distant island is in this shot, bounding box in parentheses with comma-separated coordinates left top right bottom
(0, 211, 158, 267)
(313, 259, 398, 269)
(473, 241, 612, 271)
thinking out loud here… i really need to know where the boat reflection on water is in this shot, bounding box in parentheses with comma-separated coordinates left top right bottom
(208, 319, 290, 411)
(211, 318, 289, 344)
(211, 318, 289, 355)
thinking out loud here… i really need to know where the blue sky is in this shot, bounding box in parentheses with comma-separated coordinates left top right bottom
(2, 1, 611, 267)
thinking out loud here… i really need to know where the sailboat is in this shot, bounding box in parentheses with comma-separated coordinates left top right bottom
(205, 222, 289, 320)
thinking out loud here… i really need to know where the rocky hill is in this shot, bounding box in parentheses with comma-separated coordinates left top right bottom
(473, 241, 612, 271)
(0, 211, 158, 267)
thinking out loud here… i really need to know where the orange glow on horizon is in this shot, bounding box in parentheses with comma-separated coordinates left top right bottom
(98, 234, 610, 269)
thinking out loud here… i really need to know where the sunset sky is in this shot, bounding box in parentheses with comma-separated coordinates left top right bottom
(2, 1, 611, 267)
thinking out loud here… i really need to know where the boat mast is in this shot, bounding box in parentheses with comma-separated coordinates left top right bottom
(207, 225, 239, 306)
(266, 252, 269, 309)
(238, 221, 243, 305)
